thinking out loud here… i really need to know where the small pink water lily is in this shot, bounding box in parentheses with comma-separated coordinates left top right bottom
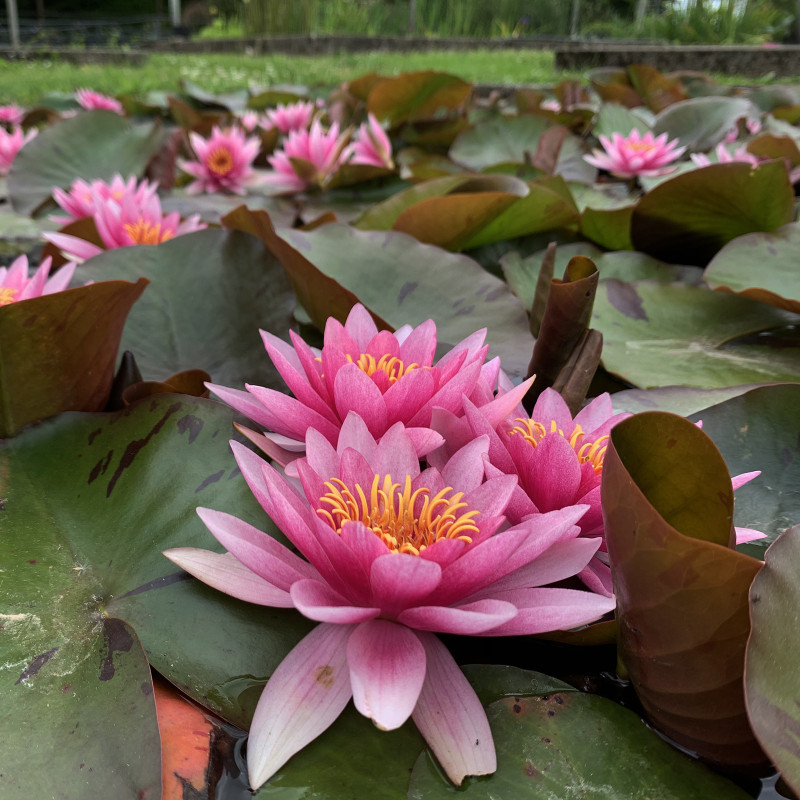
(346, 113, 394, 169)
(0, 254, 76, 306)
(0, 104, 25, 126)
(0, 125, 37, 176)
(264, 100, 316, 134)
(584, 129, 686, 179)
(264, 119, 349, 194)
(690, 143, 761, 168)
(51, 174, 159, 226)
(44, 192, 205, 263)
(75, 88, 124, 115)
(164, 416, 615, 789)
(237, 110, 262, 133)
(208, 302, 502, 465)
(178, 126, 263, 195)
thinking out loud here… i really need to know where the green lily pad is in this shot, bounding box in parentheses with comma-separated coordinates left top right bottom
(592, 280, 800, 388)
(610, 384, 766, 417)
(78, 228, 296, 389)
(687, 384, 800, 554)
(746, 524, 800, 796)
(580, 205, 634, 251)
(704, 222, 800, 314)
(0, 396, 312, 797)
(253, 220, 533, 379)
(603, 413, 766, 767)
(8, 111, 164, 216)
(652, 96, 755, 151)
(409, 693, 752, 799)
(592, 102, 654, 139)
(631, 160, 795, 266)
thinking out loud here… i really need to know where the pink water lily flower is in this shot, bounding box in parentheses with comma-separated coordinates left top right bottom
(346, 113, 394, 169)
(264, 100, 316, 134)
(75, 88, 124, 115)
(44, 191, 205, 263)
(164, 415, 615, 789)
(0, 125, 37, 175)
(263, 119, 349, 194)
(438, 388, 765, 596)
(690, 143, 761, 168)
(51, 174, 159, 226)
(584, 129, 686, 179)
(208, 302, 502, 465)
(178, 126, 263, 195)
(0, 104, 25, 126)
(0, 254, 76, 306)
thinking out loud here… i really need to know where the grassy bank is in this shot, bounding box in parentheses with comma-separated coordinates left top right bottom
(0, 49, 791, 106)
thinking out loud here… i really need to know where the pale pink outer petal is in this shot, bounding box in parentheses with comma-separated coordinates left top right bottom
(476, 587, 616, 636)
(411, 631, 496, 785)
(247, 622, 355, 790)
(196, 507, 319, 589)
(735, 527, 767, 544)
(290, 578, 381, 623)
(732, 470, 761, 490)
(397, 598, 518, 634)
(42, 232, 103, 263)
(347, 619, 426, 730)
(162, 548, 294, 607)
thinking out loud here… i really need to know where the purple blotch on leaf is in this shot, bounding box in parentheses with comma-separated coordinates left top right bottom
(15, 647, 59, 684)
(99, 618, 134, 681)
(606, 280, 649, 321)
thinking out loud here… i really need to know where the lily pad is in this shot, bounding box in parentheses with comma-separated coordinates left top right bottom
(408, 693, 752, 799)
(0, 396, 312, 797)
(631, 160, 795, 266)
(652, 96, 756, 151)
(8, 111, 164, 216)
(592, 102, 654, 139)
(704, 222, 800, 314)
(603, 412, 766, 767)
(367, 71, 472, 128)
(77, 228, 296, 389)
(687, 384, 800, 554)
(0, 279, 148, 437)
(610, 384, 767, 417)
(592, 280, 800, 388)
(449, 115, 553, 171)
(746, 525, 800, 796)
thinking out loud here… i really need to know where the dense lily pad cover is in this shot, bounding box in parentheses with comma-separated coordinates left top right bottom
(2, 65, 800, 799)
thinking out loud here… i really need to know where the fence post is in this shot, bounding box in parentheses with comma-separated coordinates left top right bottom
(408, 0, 416, 35)
(570, 0, 581, 38)
(5, 0, 20, 48)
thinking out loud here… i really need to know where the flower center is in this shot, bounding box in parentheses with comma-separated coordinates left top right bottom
(316, 474, 479, 555)
(509, 418, 609, 474)
(207, 146, 234, 176)
(347, 353, 421, 384)
(124, 218, 173, 245)
(0, 287, 19, 305)
(627, 141, 656, 155)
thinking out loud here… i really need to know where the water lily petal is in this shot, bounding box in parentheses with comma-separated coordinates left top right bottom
(290, 579, 380, 623)
(412, 631, 496, 785)
(247, 623, 355, 790)
(478, 587, 615, 635)
(398, 598, 517, 634)
(347, 620, 426, 730)
(196, 507, 319, 589)
(162, 548, 293, 607)
(370, 552, 442, 615)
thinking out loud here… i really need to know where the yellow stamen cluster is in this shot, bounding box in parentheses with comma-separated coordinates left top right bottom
(0, 287, 19, 306)
(206, 146, 235, 176)
(509, 418, 609, 474)
(317, 474, 479, 555)
(347, 353, 422, 385)
(124, 219, 173, 245)
(627, 141, 656, 154)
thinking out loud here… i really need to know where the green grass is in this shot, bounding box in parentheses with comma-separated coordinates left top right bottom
(0, 49, 793, 106)
(0, 50, 577, 105)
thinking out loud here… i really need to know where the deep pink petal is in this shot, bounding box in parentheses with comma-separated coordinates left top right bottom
(347, 620, 426, 730)
(404, 427, 446, 458)
(441, 435, 489, 493)
(382, 368, 435, 423)
(532, 388, 574, 432)
(397, 598, 517, 634)
(521, 434, 582, 511)
(290, 579, 380, 623)
(370, 552, 442, 615)
(247, 383, 342, 442)
(371, 421, 422, 481)
(343, 302, 379, 349)
(336, 411, 378, 459)
(333, 363, 389, 437)
(411, 631, 496, 785)
(247, 623, 355, 789)
(162, 548, 294, 607)
(398, 318, 436, 365)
